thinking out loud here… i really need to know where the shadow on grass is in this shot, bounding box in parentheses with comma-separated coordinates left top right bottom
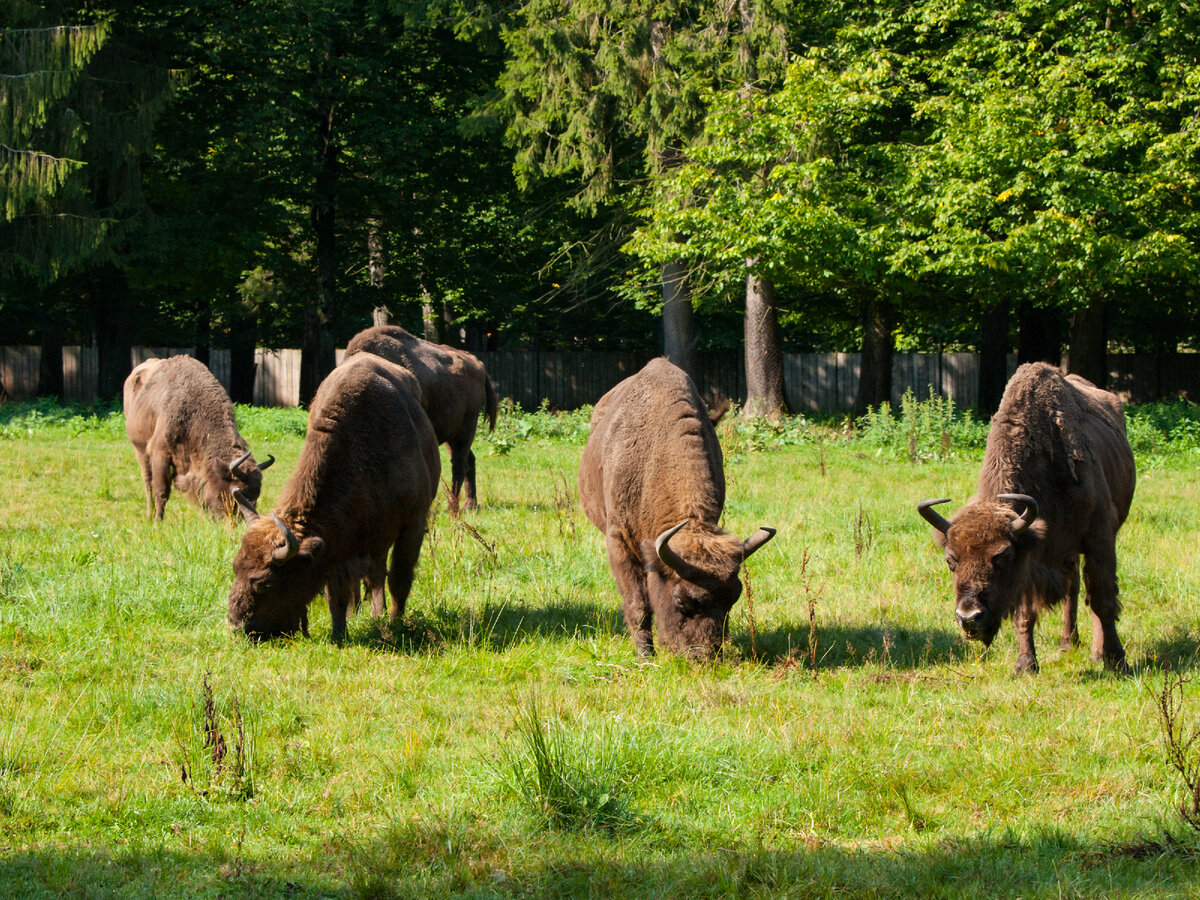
(737, 621, 971, 671)
(7, 820, 1197, 899)
(1137, 627, 1200, 673)
(343, 597, 626, 655)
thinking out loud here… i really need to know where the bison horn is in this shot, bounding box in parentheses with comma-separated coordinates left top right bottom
(917, 498, 952, 534)
(271, 514, 300, 563)
(998, 493, 1039, 534)
(229, 449, 253, 479)
(655, 520, 705, 582)
(742, 526, 777, 560)
(232, 487, 259, 522)
(259, 454, 275, 471)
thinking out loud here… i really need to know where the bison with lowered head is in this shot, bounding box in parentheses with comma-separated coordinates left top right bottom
(579, 358, 776, 660)
(343, 325, 498, 513)
(227, 353, 440, 642)
(918, 362, 1136, 674)
(123, 355, 273, 521)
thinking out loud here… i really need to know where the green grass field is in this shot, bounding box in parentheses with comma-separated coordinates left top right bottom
(1, 397, 1200, 898)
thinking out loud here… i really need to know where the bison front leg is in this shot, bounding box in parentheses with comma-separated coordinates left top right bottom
(1082, 541, 1127, 672)
(606, 534, 654, 659)
(1060, 557, 1081, 652)
(386, 520, 428, 622)
(1013, 607, 1039, 675)
(326, 579, 353, 644)
(134, 450, 155, 520)
(462, 448, 478, 511)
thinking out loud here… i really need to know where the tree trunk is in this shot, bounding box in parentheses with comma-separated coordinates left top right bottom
(37, 306, 64, 399)
(662, 259, 698, 381)
(1016, 302, 1063, 366)
(978, 301, 1010, 418)
(852, 294, 895, 416)
(743, 268, 786, 419)
(300, 102, 339, 407)
(93, 263, 131, 401)
(1068, 300, 1108, 388)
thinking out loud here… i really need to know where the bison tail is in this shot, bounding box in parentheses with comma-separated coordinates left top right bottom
(484, 375, 499, 432)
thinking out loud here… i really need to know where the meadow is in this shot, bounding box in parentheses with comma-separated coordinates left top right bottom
(1, 394, 1200, 898)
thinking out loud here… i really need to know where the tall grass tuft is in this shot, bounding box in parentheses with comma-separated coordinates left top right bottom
(858, 388, 989, 460)
(1159, 669, 1200, 834)
(496, 696, 638, 833)
(174, 672, 257, 802)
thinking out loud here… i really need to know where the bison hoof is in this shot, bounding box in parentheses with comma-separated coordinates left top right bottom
(1014, 654, 1039, 675)
(1059, 637, 1079, 653)
(1094, 650, 1129, 674)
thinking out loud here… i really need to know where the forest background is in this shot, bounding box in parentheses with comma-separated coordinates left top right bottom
(3, 0, 1199, 416)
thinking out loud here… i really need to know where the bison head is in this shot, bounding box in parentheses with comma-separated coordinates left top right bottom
(918, 494, 1044, 646)
(641, 520, 776, 661)
(227, 490, 324, 639)
(218, 450, 274, 514)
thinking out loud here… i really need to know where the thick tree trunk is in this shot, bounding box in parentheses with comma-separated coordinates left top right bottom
(978, 301, 1010, 417)
(852, 294, 895, 416)
(93, 264, 131, 401)
(37, 306, 64, 399)
(1068, 300, 1108, 388)
(300, 103, 339, 407)
(1016, 302, 1063, 366)
(662, 259, 698, 381)
(743, 268, 786, 419)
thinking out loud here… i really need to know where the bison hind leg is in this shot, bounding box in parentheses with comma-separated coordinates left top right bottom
(386, 520, 428, 621)
(365, 556, 388, 617)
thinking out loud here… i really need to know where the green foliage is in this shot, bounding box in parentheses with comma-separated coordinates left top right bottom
(0, 397, 123, 439)
(484, 398, 592, 454)
(857, 389, 990, 461)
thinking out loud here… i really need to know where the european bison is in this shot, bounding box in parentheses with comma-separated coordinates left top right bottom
(227, 352, 439, 642)
(578, 358, 777, 660)
(123, 355, 273, 521)
(918, 362, 1136, 674)
(343, 325, 498, 512)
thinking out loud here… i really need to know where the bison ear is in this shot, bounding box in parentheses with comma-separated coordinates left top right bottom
(299, 535, 325, 561)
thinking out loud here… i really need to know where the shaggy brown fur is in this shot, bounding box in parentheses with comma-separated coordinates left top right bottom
(343, 326, 498, 512)
(227, 353, 440, 642)
(918, 362, 1136, 673)
(578, 358, 776, 660)
(123, 356, 271, 521)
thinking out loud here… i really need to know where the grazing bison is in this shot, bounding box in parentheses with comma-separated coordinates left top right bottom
(343, 325, 498, 512)
(123, 356, 273, 521)
(578, 358, 777, 660)
(227, 353, 439, 642)
(918, 362, 1136, 674)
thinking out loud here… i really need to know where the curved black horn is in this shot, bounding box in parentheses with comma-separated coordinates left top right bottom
(231, 487, 259, 523)
(742, 526, 777, 560)
(997, 493, 1039, 535)
(271, 514, 300, 563)
(258, 454, 275, 471)
(655, 520, 704, 582)
(229, 449, 253, 479)
(917, 498, 952, 534)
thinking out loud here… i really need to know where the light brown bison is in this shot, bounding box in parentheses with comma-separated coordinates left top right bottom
(123, 355, 273, 521)
(579, 358, 777, 660)
(918, 362, 1136, 674)
(342, 325, 498, 512)
(227, 353, 440, 642)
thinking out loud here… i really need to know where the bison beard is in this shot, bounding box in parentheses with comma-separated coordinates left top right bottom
(579, 358, 777, 660)
(227, 353, 439, 643)
(917, 363, 1135, 674)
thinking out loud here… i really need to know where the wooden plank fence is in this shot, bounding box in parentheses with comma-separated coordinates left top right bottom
(1, 346, 1196, 412)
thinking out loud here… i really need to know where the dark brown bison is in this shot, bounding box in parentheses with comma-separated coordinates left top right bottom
(578, 358, 777, 660)
(227, 353, 440, 642)
(123, 356, 273, 521)
(918, 362, 1136, 674)
(342, 325, 498, 512)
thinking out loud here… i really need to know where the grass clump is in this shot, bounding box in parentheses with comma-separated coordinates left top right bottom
(858, 388, 989, 461)
(496, 696, 639, 833)
(173, 672, 256, 802)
